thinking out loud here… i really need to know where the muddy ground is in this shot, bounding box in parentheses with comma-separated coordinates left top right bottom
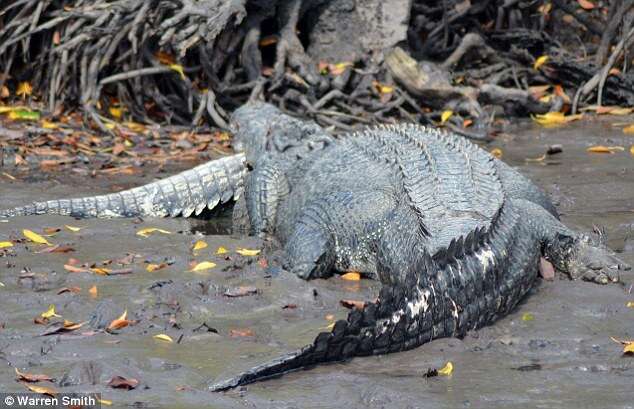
(0, 119, 633, 409)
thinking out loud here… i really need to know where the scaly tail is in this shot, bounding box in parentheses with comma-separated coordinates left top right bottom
(1, 154, 246, 219)
(210, 201, 540, 391)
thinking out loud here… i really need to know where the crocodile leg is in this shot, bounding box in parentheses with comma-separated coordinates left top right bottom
(0, 154, 246, 219)
(244, 158, 290, 236)
(209, 200, 542, 391)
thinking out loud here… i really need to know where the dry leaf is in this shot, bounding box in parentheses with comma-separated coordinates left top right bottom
(136, 227, 172, 238)
(0, 241, 13, 249)
(626, 301, 634, 308)
(438, 361, 454, 375)
(108, 375, 139, 390)
(224, 286, 258, 297)
(341, 272, 361, 281)
(533, 55, 548, 70)
(15, 368, 54, 383)
(236, 248, 260, 256)
(193, 240, 208, 251)
(41, 304, 61, 319)
(623, 124, 634, 134)
(522, 312, 534, 321)
(22, 382, 58, 396)
(215, 246, 228, 255)
(190, 261, 217, 272)
(89, 285, 98, 297)
(587, 145, 623, 153)
(169, 64, 186, 80)
(490, 148, 503, 159)
(440, 110, 453, 124)
(57, 286, 81, 295)
(64, 264, 90, 273)
(154, 334, 174, 343)
(98, 398, 113, 406)
(577, 0, 595, 9)
(23, 229, 52, 245)
(229, 328, 255, 337)
(16, 82, 33, 98)
(41, 120, 59, 129)
(553, 85, 571, 104)
(65, 225, 82, 232)
(107, 310, 131, 331)
(532, 111, 583, 126)
(146, 263, 167, 272)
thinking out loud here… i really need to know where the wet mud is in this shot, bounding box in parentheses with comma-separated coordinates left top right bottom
(0, 118, 633, 408)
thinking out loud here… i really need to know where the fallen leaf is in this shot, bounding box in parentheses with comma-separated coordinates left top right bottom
(15, 368, 54, 383)
(490, 148, 503, 159)
(108, 376, 139, 390)
(532, 112, 583, 126)
(522, 312, 535, 321)
(193, 240, 208, 251)
(341, 272, 361, 281)
(553, 85, 571, 104)
(340, 299, 366, 310)
(89, 285, 98, 297)
(169, 64, 186, 80)
(533, 55, 548, 70)
(57, 286, 81, 295)
(626, 301, 634, 308)
(329, 62, 353, 76)
(438, 361, 454, 375)
(41, 304, 61, 319)
(229, 328, 254, 337)
(236, 248, 260, 256)
(36, 245, 75, 254)
(107, 310, 131, 331)
(41, 120, 59, 129)
(631, 145, 634, 156)
(525, 154, 546, 163)
(146, 263, 167, 272)
(623, 124, 634, 134)
(65, 225, 82, 232)
(587, 145, 623, 153)
(190, 261, 217, 272)
(16, 82, 33, 98)
(373, 81, 394, 94)
(577, 0, 595, 9)
(91, 267, 111, 276)
(440, 110, 453, 124)
(224, 286, 258, 298)
(0, 241, 13, 248)
(98, 398, 113, 406)
(23, 229, 52, 245)
(154, 334, 174, 343)
(64, 264, 90, 273)
(39, 320, 86, 336)
(8, 109, 40, 121)
(595, 106, 633, 115)
(109, 106, 123, 119)
(22, 382, 58, 396)
(43, 227, 61, 235)
(123, 122, 146, 133)
(136, 227, 171, 238)
(215, 246, 228, 255)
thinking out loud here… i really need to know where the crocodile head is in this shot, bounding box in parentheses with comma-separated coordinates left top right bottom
(230, 102, 333, 166)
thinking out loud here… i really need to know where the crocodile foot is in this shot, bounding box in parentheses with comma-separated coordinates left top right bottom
(560, 234, 631, 285)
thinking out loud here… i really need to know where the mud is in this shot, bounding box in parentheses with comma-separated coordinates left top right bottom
(0, 118, 633, 409)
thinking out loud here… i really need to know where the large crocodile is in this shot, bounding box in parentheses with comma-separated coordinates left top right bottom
(1, 103, 629, 391)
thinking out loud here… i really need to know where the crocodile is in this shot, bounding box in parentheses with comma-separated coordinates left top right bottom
(1, 103, 629, 391)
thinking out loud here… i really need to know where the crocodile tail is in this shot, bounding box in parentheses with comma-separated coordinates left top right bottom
(0, 154, 246, 219)
(210, 201, 539, 391)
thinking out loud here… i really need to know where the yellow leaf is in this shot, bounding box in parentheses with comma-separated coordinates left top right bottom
(136, 227, 172, 238)
(190, 261, 217, 272)
(65, 225, 81, 232)
(532, 111, 583, 126)
(91, 268, 110, 276)
(193, 240, 208, 251)
(587, 145, 623, 154)
(105, 123, 116, 130)
(23, 383, 58, 396)
(623, 124, 634, 134)
(98, 398, 113, 406)
(169, 64, 186, 80)
(625, 301, 634, 308)
(441, 110, 453, 124)
(539, 94, 552, 103)
(8, 109, 40, 121)
(490, 148, 503, 159)
(216, 246, 228, 255)
(373, 81, 394, 94)
(533, 55, 548, 70)
(0, 241, 13, 248)
(624, 342, 634, 354)
(154, 334, 174, 343)
(522, 312, 534, 321)
(16, 81, 33, 98)
(123, 121, 146, 133)
(630, 145, 634, 156)
(41, 120, 59, 129)
(0, 282, 4, 287)
(236, 248, 261, 256)
(41, 304, 61, 319)
(438, 361, 454, 375)
(23, 229, 52, 245)
(341, 272, 361, 281)
(89, 285, 98, 297)
(109, 106, 123, 119)
(146, 263, 165, 272)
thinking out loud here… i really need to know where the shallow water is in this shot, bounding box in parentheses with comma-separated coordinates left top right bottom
(0, 118, 633, 409)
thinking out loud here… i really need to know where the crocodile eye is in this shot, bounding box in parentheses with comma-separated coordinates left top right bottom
(246, 162, 254, 171)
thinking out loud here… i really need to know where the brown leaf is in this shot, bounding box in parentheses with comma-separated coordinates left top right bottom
(43, 227, 61, 235)
(340, 299, 366, 310)
(57, 286, 81, 295)
(64, 264, 90, 273)
(40, 321, 85, 336)
(224, 286, 258, 298)
(229, 328, 254, 337)
(22, 382, 58, 396)
(107, 310, 131, 331)
(15, 368, 54, 383)
(36, 245, 75, 254)
(577, 0, 594, 9)
(108, 375, 139, 390)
